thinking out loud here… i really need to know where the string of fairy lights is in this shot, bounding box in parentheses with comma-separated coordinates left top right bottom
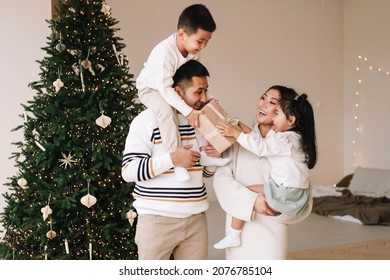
(352, 55, 390, 168)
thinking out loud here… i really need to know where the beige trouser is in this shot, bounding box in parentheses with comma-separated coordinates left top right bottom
(139, 89, 180, 153)
(135, 212, 208, 260)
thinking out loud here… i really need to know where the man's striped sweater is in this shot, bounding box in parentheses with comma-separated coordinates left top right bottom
(122, 109, 214, 218)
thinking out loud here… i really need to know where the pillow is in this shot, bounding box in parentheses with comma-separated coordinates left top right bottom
(349, 167, 390, 197)
(335, 174, 353, 188)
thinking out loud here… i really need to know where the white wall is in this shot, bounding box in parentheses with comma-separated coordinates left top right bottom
(6, 0, 388, 212)
(0, 1, 50, 229)
(343, 0, 390, 174)
(109, 0, 344, 188)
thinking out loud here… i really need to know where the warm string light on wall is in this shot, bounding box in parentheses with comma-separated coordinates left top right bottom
(352, 55, 390, 168)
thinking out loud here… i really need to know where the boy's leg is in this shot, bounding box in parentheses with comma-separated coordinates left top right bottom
(140, 91, 189, 181)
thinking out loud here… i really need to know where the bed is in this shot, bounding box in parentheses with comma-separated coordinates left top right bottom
(311, 167, 390, 226)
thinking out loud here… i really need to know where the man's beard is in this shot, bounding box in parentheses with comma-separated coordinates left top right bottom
(193, 99, 211, 110)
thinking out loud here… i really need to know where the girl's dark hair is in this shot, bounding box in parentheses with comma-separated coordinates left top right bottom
(177, 4, 216, 34)
(268, 85, 317, 169)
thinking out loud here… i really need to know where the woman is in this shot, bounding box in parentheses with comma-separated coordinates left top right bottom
(212, 85, 313, 259)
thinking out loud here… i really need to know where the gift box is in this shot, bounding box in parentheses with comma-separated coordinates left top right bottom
(197, 99, 242, 154)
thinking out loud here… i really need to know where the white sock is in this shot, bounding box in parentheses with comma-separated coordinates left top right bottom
(199, 151, 231, 167)
(175, 166, 190, 182)
(214, 228, 242, 250)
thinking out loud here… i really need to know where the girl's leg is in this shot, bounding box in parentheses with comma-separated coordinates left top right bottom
(213, 217, 244, 249)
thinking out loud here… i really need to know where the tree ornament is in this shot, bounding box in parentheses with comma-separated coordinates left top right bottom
(80, 194, 97, 208)
(81, 59, 92, 69)
(95, 113, 111, 128)
(89, 242, 93, 260)
(53, 78, 64, 92)
(72, 62, 80, 75)
(64, 239, 70, 254)
(32, 129, 46, 152)
(53, 67, 64, 93)
(79, 60, 85, 92)
(41, 194, 53, 221)
(55, 43, 65, 52)
(46, 221, 56, 240)
(126, 209, 137, 226)
(44, 245, 48, 260)
(59, 151, 77, 169)
(81, 48, 92, 69)
(80, 180, 97, 208)
(112, 44, 123, 65)
(55, 32, 65, 52)
(96, 63, 105, 72)
(46, 230, 57, 240)
(17, 178, 28, 189)
(101, 3, 111, 16)
(41, 205, 53, 221)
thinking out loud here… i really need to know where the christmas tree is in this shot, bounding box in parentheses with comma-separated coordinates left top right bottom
(0, 0, 143, 260)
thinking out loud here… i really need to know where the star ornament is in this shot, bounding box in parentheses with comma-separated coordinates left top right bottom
(59, 152, 77, 169)
(101, 3, 111, 15)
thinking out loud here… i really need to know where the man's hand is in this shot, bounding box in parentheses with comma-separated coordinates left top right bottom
(187, 109, 202, 128)
(201, 142, 222, 158)
(170, 144, 200, 168)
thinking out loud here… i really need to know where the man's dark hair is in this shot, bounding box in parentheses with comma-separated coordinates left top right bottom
(177, 4, 216, 34)
(173, 60, 210, 89)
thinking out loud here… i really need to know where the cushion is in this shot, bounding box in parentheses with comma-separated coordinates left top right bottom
(349, 167, 390, 197)
(335, 174, 353, 188)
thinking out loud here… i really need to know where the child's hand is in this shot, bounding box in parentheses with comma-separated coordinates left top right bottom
(187, 109, 202, 128)
(217, 122, 241, 139)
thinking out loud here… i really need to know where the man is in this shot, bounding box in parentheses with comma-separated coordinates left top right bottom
(122, 60, 219, 260)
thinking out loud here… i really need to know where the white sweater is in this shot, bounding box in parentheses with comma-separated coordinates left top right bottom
(122, 109, 214, 218)
(136, 33, 201, 117)
(237, 130, 309, 188)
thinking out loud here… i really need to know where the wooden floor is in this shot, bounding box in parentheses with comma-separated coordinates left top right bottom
(288, 238, 390, 260)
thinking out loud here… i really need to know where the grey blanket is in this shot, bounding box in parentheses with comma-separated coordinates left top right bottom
(313, 189, 390, 225)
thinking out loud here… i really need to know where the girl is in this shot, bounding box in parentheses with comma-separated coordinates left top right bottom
(213, 92, 317, 250)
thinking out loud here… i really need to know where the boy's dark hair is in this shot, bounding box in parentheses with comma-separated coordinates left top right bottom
(173, 60, 210, 89)
(177, 4, 216, 34)
(267, 85, 318, 170)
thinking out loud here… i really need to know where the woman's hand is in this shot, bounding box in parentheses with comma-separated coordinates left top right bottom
(253, 193, 278, 216)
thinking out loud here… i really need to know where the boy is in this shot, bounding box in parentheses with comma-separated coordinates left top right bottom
(136, 4, 229, 182)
